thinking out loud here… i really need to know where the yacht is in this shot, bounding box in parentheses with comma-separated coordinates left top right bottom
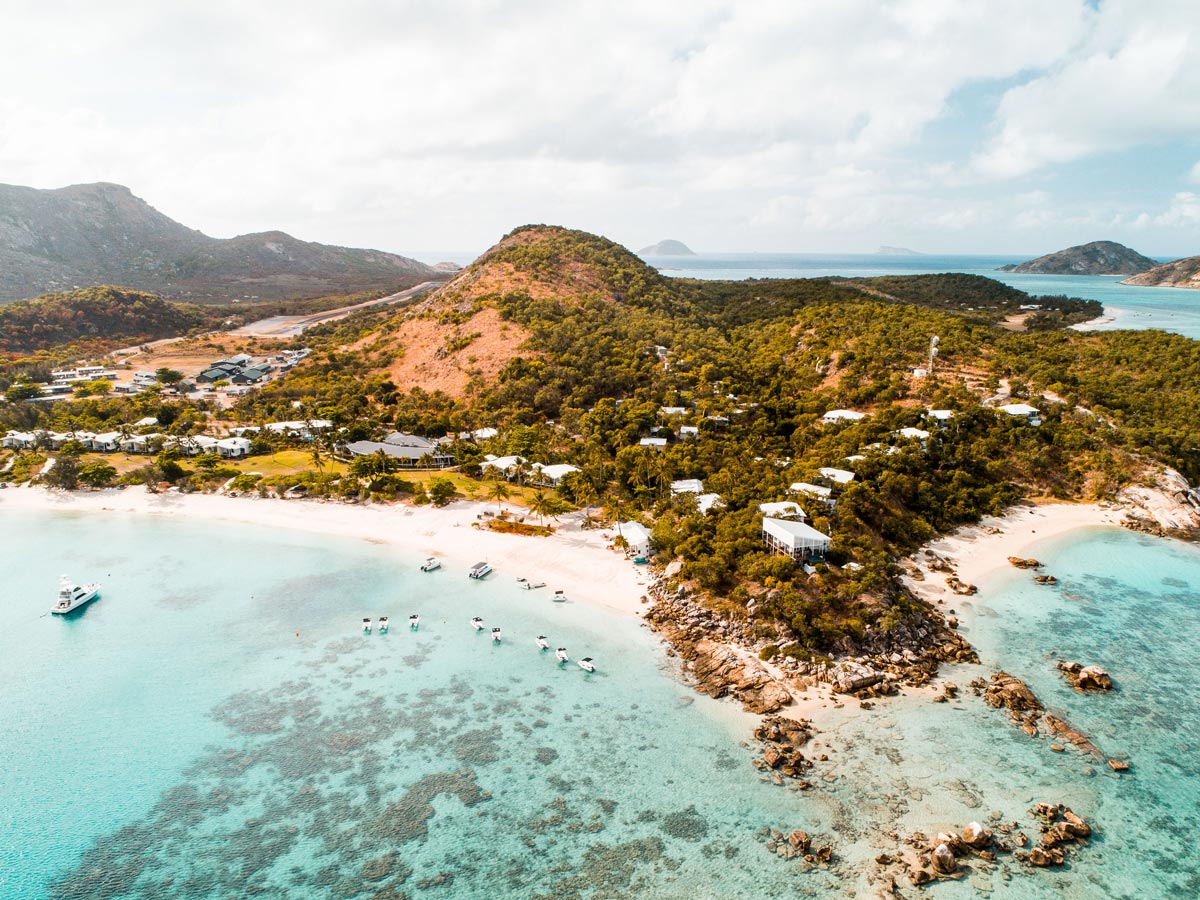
(420, 558, 441, 572)
(535, 635, 550, 650)
(578, 657, 596, 673)
(556, 647, 569, 663)
(409, 614, 420, 630)
(378, 616, 389, 633)
(362, 617, 373, 633)
(491, 627, 502, 642)
(51, 576, 100, 615)
(471, 616, 484, 631)
(469, 562, 492, 580)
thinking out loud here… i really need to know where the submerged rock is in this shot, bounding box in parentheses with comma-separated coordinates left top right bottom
(1058, 660, 1114, 692)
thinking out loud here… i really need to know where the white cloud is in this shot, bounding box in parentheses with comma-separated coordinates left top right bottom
(1154, 192, 1200, 227)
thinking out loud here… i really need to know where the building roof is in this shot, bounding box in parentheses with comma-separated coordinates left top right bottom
(926, 409, 955, 420)
(822, 409, 866, 422)
(762, 517, 830, 550)
(671, 478, 704, 494)
(616, 521, 651, 549)
(898, 427, 931, 440)
(133, 417, 158, 427)
(639, 437, 668, 447)
(534, 463, 580, 481)
(659, 406, 688, 416)
(998, 403, 1040, 416)
(696, 493, 724, 515)
(264, 420, 332, 432)
(818, 466, 855, 485)
(346, 440, 451, 460)
(217, 437, 252, 448)
(791, 481, 832, 498)
(480, 454, 528, 471)
(382, 431, 438, 448)
(758, 501, 806, 519)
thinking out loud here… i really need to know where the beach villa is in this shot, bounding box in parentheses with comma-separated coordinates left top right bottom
(531, 463, 580, 486)
(897, 427, 931, 443)
(615, 521, 652, 557)
(926, 409, 955, 425)
(671, 479, 704, 495)
(217, 437, 252, 459)
(346, 432, 453, 468)
(88, 432, 122, 453)
(2, 431, 39, 450)
(679, 425, 699, 438)
(761, 517, 831, 559)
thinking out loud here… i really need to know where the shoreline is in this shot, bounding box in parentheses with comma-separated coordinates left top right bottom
(0, 485, 650, 619)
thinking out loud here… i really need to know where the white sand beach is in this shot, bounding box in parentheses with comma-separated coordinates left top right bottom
(0, 486, 651, 618)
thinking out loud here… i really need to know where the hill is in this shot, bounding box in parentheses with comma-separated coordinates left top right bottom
(0, 182, 437, 304)
(1121, 255, 1200, 290)
(998, 240, 1155, 275)
(876, 246, 921, 255)
(0, 285, 216, 358)
(638, 239, 696, 256)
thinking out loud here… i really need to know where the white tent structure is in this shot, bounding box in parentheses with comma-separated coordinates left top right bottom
(762, 518, 830, 559)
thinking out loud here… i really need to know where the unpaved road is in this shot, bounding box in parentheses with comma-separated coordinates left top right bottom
(229, 281, 440, 338)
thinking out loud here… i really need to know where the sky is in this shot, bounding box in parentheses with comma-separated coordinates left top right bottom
(2, 0, 1200, 259)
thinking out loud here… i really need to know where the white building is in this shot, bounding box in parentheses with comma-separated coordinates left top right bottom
(762, 517, 830, 559)
(615, 521, 652, 556)
(89, 432, 122, 452)
(822, 409, 866, 423)
(695, 493, 724, 515)
(639, 437, 668, 450)
(897, 427, 931, 441)
(818, 466, 856, 486)
(926, 409, 955, 424)
(531, 463, 580, 486)
(479, 455, 528, 478)
(671, 478, 704, 495)
(679, 425, 699, 438)
(791, 481, 833, 501)
(264, 419, 333, 436)
(659, 406, 688, 416)
(758, 501, 806, 520)
(1, 431, 38, 449)
(998, 403, 1041, 425)
(217, 437, 252, 459)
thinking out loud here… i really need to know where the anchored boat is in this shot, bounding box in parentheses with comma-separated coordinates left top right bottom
(362, 617, 373, 633)
(409, 614, 420, 630)
(420, 557, 441, 572)
(469, 562, 492, 580)
(535, 635, 550, 650)
(51, 576, 100, 615)
(578, 657, 596, 673)
(378, 616, 390, 633)
(556, 647, 569, 663)
(471, 616, 484, 631)
(552, 590, 567, 603)
(491, 627, 502, 642)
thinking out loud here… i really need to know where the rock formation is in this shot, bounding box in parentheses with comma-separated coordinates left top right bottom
(1122, 254, 1200, 289)
(1057, 660, 1114, 692)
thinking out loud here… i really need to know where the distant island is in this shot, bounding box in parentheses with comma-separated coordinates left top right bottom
(638, 239, 696, 256)
(1121, 255, 1200, 290)
(998, 240, 1156, 276)
(876, 246, 922, 256)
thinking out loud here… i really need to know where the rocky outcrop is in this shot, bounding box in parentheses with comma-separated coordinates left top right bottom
(1057, 660, 1114, 692)
(1007, 556, 1042, 569)
(1118, 467, 1200, 538)
(753, 716, 816, 781)
(999, 240, 1155, 276)
(1122, 254, 1200, 289)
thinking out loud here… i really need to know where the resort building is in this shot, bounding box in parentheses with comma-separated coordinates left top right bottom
(531, 463, 580, 486)
(659, 406, 688, 416)
(217, 437, 252, 459)
(997, 403, 1042, 426)
(817, 466, 856, 486)
(1, 431, 38, 449)
(679, 425, 699, 438)
(639, 437, 668, 450)
(89, 432, 122, 453)
(346, 432, 454, 467)
(897, 427, 931, 442)
(615, 521, 652, 557)
(758, 501, 806, 520)
(926, 409, 955, 424)
(479, 455, 528, 478)
(263, 420, 333, 437)
(822, 409, 866, 424)
(761, 517, 831, 559)
(671, 478, 704, 495)
(119, 434, 164, 454)
(791, 481, 833, 501)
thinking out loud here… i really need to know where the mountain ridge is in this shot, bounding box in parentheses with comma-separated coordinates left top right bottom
(0, 182, 438, 303)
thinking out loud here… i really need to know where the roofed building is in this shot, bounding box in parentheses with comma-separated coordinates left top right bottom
(762, 517, 830, 559)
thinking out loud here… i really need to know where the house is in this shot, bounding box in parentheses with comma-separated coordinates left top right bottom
(217, 437, 252, 459)
(762, 517, 830, 559)
(679, 425, 699, 438)
(822, 409, 866, 423)
(119, 434, 164, 454)
(998, 403, 1041, 425)
(791, 481, 833, 501)
(231, 365, 272, 385)
(659, 406, 688, 416)
(671, 479, 704, 495)
(695, 493, 725, 515)
(169, 435, 219, 456)
(479, 454, 528, 478)
(531, 463, 580, 486)
(758, 501, 806, 520)
(264, 420, 333, 437)
(89, 432, 122, 452)
(817, 466, 855, 486)
(1, 431, 38, 449)
(639, 437, 667, 450)
(346, 433, 454, 467)
(133, 416, 159, 429)
(615, 521, 652, 556)
(897, 427, 930, 442)
(463, 427, 499, 441)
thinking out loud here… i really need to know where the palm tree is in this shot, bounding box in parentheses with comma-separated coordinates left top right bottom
(486, 479, 512, 516)
(527, 491, 553, 526)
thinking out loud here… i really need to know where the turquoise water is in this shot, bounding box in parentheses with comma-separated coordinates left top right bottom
(646, 253, 1200, 340)
(3, 507, 1199, 898)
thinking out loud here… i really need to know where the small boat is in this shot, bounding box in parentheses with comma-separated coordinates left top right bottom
(469, 562, 492, 580)
(552, 590, 567, 603)
(491, 627, 502, 642)
(409, 614, 420, 630)
(556, 647, 569, 663)
(517, 578, 546, 590)
(578, 657, 596, 673)
(471, 617, 484, 631)
(378, 616, 390, 633)
(51, 576, 100, 615)
(420, 557, 441, 572)
(535, 635, 550, 650)
(362, 617, 373, 633)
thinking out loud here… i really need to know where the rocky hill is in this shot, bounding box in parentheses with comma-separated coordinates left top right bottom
(1121, 255, 1200, 290)
(998, 241, 1155, 276)
(638, 239, 695, 256)
(0, 182, 437, 303)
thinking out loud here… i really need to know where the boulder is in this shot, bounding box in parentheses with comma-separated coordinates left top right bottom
(931, 843, 958, 874)
(788, 830, 811, 852)
(961, 821, 992, 849)
(1077, 665, 1113, 691)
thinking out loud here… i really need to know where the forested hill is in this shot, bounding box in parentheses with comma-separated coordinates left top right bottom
(0, 181, 438, 304)
(0, 286, 216, 358)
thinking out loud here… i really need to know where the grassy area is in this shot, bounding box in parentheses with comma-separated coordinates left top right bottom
(224, 449, 347, 478)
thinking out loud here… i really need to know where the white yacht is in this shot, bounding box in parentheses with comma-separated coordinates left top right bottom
(362, 617, 373, 633)
(578, 657, 596, 673)
(409, 614, 420, 630)
(51, 576, 100, 615)
(491, 627, 502, 642)
(471, 616, 484, 631)
(535, 635, 550, 650)
(420, 558, 441, 572)
(556, 647, 569, 663)
(469, 562, 492, 580)
(378, 616, 390, 633)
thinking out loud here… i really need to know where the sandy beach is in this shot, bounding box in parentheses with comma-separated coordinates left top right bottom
(0, 485, 650, 618)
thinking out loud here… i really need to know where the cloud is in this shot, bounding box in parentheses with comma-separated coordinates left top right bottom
(1153, 192, 1200, 227)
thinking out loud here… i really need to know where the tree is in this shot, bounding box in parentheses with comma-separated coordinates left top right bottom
(486, 479, 512, 515)
(156, 368, 186, 386)
(527, 491, 553, 526)
(78, 462, 118, 488)
(194, 452, 221, 472)
(43, 454, 80, 490)
(4, 381, 40, 402)
(428, 476, 456, 506)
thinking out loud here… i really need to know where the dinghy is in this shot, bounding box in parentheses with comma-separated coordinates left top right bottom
(556, 647, 569, 663)
(362, 617, 372, 633)
(471, 616, 484, 631)
(420, 557, 441, 572)
(578, 657, 596, 673)
(409, 614, 419, 630)
(491, 627, 502, 642)
(378, 616, 389, 633)
(535, 635, 550, 650)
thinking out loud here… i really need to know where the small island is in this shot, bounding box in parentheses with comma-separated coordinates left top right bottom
(1121, 255, 1200, 290)
(876, 245, 921, 256)
(638, 239, 696, 256)
(998, 240, 1156, 276)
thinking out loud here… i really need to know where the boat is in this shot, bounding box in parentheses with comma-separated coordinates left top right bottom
(556, 647, 569, 663)
(409, 614, 420, 630)
(517, 577, 546, 590)
(362, 617, 372, 633)
(469, 562, 492, 580)
(471, 616, 484, 631)
(578, 657, 596, 673)
(420, 557, 441, 572)
(51, 576, 100, 615)
(378, 616, 389, 633)
(491, 627, 502, 642)
(552, 590, 567, 603)
(535, 635, 550, 650)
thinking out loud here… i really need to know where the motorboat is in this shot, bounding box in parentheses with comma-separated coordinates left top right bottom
(362, 617, 373, 633)
(420, 557, 441, 572)
(552, 590, 567, 603)
(469, 562, 492, 580)
(409, 614, 420, 630)
(491, 627, 502, 642)
(555, 647, 569, 663)
(535, 635, 550, 650)
(578, 657, 596, 673)
(51, 576, 100, 615)
(378, 616, 390, 633)
(471, 616, 484, 631)
(517, 577, 546, 590)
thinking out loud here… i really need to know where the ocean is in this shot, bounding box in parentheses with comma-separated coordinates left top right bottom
(3, 505, 1199, 898)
